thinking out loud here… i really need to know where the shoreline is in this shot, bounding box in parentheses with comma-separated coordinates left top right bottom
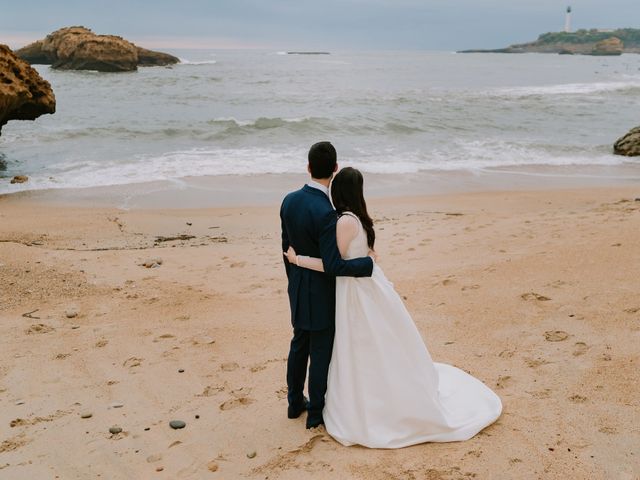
(2, 164, 639, 209)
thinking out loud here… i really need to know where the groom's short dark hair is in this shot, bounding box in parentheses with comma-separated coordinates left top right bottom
(308, 141, 337, 179)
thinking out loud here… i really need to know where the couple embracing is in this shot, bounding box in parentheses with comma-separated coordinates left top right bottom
(280, 141, 502, 449)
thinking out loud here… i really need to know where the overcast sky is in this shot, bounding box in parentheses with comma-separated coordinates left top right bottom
(2, 0, 639, 51)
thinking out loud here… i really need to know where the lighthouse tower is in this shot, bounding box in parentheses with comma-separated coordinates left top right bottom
(564, 6, 572, 33)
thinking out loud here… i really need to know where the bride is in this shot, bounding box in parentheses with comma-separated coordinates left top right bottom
(284, 167, 502, 449)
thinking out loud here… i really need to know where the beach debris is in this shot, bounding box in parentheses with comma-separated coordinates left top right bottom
(186, 222, 192, 226)
(14, 400, 25, 406)
(178, 369, 185, 373)
(109, 426, 123, 434)
(246, 450, 257, 459)
(169, 420, 186, 429)
(544, 330, 569, 342)
(154, 235, 195, 243)
(109, 402, 124, 409)
(10, 175, 29, 184)
(156, 466, 164, 472)
(207, 461, 219, 472)
(140, 258, 163, 268)
(80, 412, 93, 419)
(21, 309, 40, 319)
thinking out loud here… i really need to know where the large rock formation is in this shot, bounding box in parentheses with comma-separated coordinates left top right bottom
(15, 27, 179, 72)
(0, 44, 56, 135)
(589, 37, 624, 56)
(614, 127, 640, 157)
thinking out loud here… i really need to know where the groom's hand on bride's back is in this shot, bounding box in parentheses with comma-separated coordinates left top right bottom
(368, 249, 378, 263)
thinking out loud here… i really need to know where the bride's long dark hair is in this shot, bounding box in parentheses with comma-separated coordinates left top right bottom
(331, 167, 375, 250)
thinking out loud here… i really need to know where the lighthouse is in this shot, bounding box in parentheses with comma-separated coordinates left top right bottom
(564, 6, 572, 33)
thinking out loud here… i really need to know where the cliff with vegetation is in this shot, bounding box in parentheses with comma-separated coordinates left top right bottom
(460, 28, 640, 55)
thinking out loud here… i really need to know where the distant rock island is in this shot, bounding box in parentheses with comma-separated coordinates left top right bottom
(15, 26, 180, 72)
(460, 28, 640, 55)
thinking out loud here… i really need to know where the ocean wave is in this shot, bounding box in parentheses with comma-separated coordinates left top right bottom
(178, 58, 218, 65)
(2, 141, 636, 194)
(487, 80, 640, 98)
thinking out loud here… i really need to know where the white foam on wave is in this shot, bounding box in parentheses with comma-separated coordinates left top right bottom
(1, 141, 634, 195)
(178, 58, 218, 65)
(487, 79, 640, 97)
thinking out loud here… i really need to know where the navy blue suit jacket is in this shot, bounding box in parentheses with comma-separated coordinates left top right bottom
(280, 185, 374, 331)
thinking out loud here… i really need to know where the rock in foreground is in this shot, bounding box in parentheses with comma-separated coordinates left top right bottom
(0, 44, 55, 135)
(614, 127, 640, 157)
(15, 27, 179, 72)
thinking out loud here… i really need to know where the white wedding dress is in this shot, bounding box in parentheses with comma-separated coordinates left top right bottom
(322, 213, 502, 449)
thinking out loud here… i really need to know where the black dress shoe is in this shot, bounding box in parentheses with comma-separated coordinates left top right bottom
(306, 416, 324, 429)
(287, 397, 309, 419)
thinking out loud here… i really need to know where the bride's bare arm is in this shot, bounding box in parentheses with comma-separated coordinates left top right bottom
(284, 246, 324, 272)
(284, 215, 361, 272)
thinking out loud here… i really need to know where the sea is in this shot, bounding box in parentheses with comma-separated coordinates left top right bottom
(1, 49, 640, 195)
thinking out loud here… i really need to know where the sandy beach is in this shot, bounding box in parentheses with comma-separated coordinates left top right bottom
(1, 184, 639, 479)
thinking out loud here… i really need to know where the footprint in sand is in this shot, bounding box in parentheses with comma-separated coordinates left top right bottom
(219, 397, 255, 411)
(220, 362, 239, 372)
(495, 375, 512, 389)
(526, 389, 551, 399)
(572, 342, 589, 356)
(598, 426, 618, 434)
(123, 357, 143, 368)
(521, 292, 551, 302)
(25, 324, 55, 334)
(276, 387, 287, 400)
(544, 330, 568, 342)
(525, 357, 551, 368)
(198, 385, 225, 397)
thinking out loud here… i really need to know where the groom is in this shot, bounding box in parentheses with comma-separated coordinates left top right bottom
(280, 141, 374, 429)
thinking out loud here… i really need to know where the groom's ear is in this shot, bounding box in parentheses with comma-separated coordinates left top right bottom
(334, 163, 339, 173)
(307, 164, 312, 176)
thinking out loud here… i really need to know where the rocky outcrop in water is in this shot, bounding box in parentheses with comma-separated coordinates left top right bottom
(0, 44, 56, 135)
(589, 37, 624, 56)
(15, 27, 179, 72)
(614, 127, 640, 157)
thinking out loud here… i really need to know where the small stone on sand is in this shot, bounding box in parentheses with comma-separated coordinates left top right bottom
(15, 400, 25, 406)
(65, 310, 78, 318)
(178, 369, 184, 373)
(80, 412, 93, 419)
(207, 461, 219, 472)
(246, 450, 257, 459)
(169, 420, 186, 429)
(109, 426, 123, 434)
(110, 402, 124, 409)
